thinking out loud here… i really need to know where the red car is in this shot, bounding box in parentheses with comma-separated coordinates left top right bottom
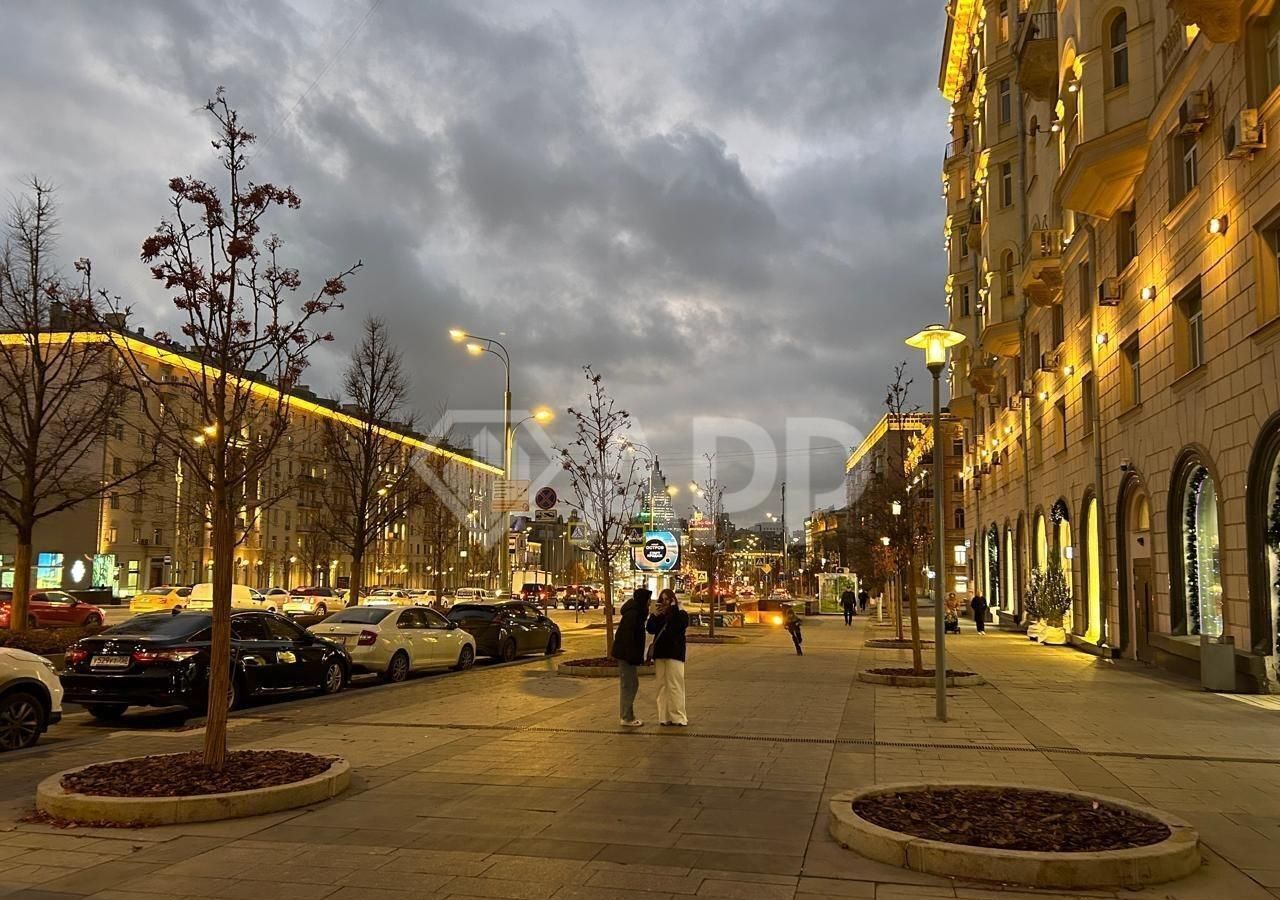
(0, 590, 105, 630)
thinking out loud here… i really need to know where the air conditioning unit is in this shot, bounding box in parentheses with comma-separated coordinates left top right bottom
(1098, 276, 1122, 307)
(1022, 378, 1036, 396)
(139, 538, 150, 546)
(1040, 349, 1061, 372)
(1226, 108, 1266, 159)
(1007, 394, 1022, 411)
(987, 395, 1002, 409)
(1179, 90, 1212, 135)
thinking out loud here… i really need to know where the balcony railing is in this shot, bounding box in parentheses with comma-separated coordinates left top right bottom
(1016, 11, 1058, 48)
(944, 137, 969, 165)
(1015, 11, 1058, 100)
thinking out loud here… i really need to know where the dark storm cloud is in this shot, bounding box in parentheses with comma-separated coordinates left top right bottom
(0, 0, 950, 520)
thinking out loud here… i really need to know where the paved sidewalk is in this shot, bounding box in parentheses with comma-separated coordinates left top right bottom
(2, 616, 1280, 899)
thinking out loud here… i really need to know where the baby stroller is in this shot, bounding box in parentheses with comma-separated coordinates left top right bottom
(944, 607, 962, 634)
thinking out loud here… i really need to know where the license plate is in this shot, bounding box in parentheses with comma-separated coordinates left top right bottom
(90, 655, 130, 669)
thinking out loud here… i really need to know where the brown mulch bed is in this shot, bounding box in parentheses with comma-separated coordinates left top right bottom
(61, 750, 334, 798)
(865, 639, 935, 648)
(20, 808, 144, 829)
(0, 625, 104, 656)
(865, 667, 976, 678)
(562, 657, 654, 668)
(852, 787, 1171, 852)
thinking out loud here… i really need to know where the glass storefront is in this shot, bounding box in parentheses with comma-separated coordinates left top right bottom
(1084, 496, 1102, 643)
(1182, 465, 1223, 637)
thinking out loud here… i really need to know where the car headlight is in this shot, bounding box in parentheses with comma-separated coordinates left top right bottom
(39, 657, 56, 671)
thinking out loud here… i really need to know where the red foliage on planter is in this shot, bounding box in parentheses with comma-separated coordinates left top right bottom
(61, 750, 333, 798)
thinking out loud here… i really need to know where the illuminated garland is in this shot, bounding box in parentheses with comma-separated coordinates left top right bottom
(1184, 466, 1208, 636)
(1268, 466, 1280, 655)
(987, 525, 1000, 608)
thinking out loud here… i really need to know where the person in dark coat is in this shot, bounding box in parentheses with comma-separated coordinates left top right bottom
(840, 588, 856, 626)
(647, 589, 689, 726)
(857, 588, 870, 613)
(611, 587, 651, 725)
(970, 593, 989, 634)
(783, 605, 803, 655)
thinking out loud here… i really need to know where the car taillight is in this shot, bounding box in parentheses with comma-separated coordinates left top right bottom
(132, 648, 200, 664)
(65, 647, 89, 665)
(357, 630, 377, 646)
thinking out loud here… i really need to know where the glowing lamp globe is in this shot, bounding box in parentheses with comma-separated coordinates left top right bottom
(905, 324, 966, 372)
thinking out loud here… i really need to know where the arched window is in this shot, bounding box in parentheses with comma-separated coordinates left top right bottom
(1002, 249, 1015, 297)
(987, 523, 1001, 608)
(1247, 417, 1280, 661)
(1003, 524, 1016, 613)
(1083, 494, 1102, 642)
(1034, 511, 1047, 571)
(1171, 454, 1223, 636)
(1109, 11, 1129, 89)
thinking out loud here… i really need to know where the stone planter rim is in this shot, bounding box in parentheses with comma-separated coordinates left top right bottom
(828, 781, 1200, 889)
(556, 661, 656, 677)
(864, 638, 935, 649)
(36, 751, 350, 827)
(856, 670, 985, 688)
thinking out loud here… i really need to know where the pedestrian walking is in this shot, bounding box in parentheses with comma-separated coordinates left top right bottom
(857, 587, 870, 613)
(970, 592, 988, 635)
(647, 588, 689, 726)
(840, 588, 856, 626)
(611, 587, 651, 726)
(783, 605, 804, 655)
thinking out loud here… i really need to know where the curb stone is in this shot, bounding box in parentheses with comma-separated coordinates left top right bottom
(856, 670, 986, 687)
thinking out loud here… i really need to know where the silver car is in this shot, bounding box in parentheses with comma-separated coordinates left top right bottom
(308, 606, 476, 682)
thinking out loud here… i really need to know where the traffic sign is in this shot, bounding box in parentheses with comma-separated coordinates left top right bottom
(534, 509, 558, 522)
(626, 525, 645, 546)
(761, 563, 773, 574)
(492, 479, 530, 512)
(534, 486, 558, 511)
(569, 523, 591, 546)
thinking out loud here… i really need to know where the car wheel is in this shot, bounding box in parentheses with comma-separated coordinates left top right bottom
(454, 644, 475, 671)
(500, 638, 518, 662)
(84, 702, 127, 721)
(227, 676, 241, 712)
(320, 661, 345, 695)
(545, 633, 560, 655)
(383, 651, 410, 684)
(0, 691, 45, 751)
(315, 603, 328, 617)
(83, 613, 103, 628)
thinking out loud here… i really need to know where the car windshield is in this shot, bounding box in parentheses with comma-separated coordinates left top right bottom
(101, 613, 212, 638)
(324, 608, 395, 625)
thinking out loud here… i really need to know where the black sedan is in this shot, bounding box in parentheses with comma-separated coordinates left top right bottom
(61, 610, 350, 720)
(447, 601, 561, 661)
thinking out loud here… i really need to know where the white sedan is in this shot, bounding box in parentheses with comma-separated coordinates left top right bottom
(0, 647, 63, 751)
(308, 606, 476, 682)
(364, 589, 414, 607)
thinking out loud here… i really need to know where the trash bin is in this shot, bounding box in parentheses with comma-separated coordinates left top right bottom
(1200, 634, 1237, 692)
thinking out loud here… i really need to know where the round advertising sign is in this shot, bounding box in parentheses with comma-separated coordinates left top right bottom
(632, 530, 680, 572)
(643, 539, 667, 563)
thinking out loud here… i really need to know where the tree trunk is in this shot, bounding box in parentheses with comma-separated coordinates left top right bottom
(894, 573, 904, 642)
(907, 578, 924, 673)
(708, 556, 717, 638)
(602, 561, 615, 653)
(10, 534, 33, 634)
(204, 491, 235, 772)
(347, 550, 363, 607)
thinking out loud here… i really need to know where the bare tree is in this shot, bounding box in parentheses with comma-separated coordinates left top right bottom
(105, 91, 358, 770)
(689, 456, 726, 637)
(418, 439, 466, 606)
(316, 318, 417, 605)
(883, 364, 931, 672)
(0, 179, 150, 632)
(558, 366, 642, 651)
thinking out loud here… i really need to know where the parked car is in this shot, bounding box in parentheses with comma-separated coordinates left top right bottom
(185, 583, 273, 613)
(448, 601, 561, 661)
(520, 583, 555, 606)
(128, 586, 192, 615)
(308, 606, 476, 681)
(0, 647, 63, 751)
(283, 586, 340, 618)
(365, 589, 414, 607)
(60, 610, 350, 719)
(0, 590, 105, 630)
(454, 587, 486, 603)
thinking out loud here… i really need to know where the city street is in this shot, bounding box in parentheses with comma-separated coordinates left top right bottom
(2, 615, 1278, 899)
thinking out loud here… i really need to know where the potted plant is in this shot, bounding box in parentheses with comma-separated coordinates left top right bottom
(1024, 568, 1043, 642)
(1036, 566, 1071, 646)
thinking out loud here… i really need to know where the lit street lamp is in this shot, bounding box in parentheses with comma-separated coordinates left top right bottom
(905, 323, 965, 723)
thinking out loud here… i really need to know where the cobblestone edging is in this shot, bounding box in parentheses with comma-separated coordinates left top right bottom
(828, 782, 1201, 889)
(856, 670, 986, 687)
(556, 662, 657, 678)
(36, 754, 350, 826)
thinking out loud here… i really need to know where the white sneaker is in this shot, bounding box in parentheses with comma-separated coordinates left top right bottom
(620, 718, 644, 727)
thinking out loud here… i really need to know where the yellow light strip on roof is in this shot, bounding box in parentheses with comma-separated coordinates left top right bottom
(0, 332, 503, 475)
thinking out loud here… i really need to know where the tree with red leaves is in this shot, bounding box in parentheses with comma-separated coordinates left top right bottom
(105, 90, 360, 771)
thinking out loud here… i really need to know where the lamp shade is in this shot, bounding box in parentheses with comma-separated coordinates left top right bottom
(905, 324, 966, 370)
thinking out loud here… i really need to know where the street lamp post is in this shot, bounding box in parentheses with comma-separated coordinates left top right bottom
(906, 324, 965, 723)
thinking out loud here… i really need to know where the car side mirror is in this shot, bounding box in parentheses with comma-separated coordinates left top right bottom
(448, 620, 458, 630)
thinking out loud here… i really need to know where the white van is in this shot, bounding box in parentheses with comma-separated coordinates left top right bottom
(454, 588, 485, 602)
(184, 583, 271, 612)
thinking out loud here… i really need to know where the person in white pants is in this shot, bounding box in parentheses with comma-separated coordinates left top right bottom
(647, 589, 689, 726)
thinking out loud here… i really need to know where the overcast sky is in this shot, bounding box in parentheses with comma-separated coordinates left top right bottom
(0, 0, 949, 526)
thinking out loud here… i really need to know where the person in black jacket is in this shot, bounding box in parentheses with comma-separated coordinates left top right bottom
(647, 588, 689, 726)
(840, 589, 856, 625)
(611, 587, 651, 726)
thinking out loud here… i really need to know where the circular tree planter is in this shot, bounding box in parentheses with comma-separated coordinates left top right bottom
(556, 658, 656, 678)
(864, 638, 935, 650)
(828, 782, 1199, 889)
(857, 668, 985, 687)
(686, 633, 745, 644)
(37, 750, 349, 827)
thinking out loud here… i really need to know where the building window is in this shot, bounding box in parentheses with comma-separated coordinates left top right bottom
(1051, 304, 1065, 347)
(1077, 259, 1092, 321)
(108, 526, 118, 544)
(998, 0, 1010, 42)
(998, 78, 1012, 124)
(1056, 399, 1068, 451)
(1121, 337, 1141, 407)
(1254, 5, 1280, 100)
(1175, 461, 1223, 637)
(999, 162, 1013, 208)
(960, 283, 972, 317)
(1170, 131, 1198, 206)
(1175, 282, 1205, 374)
(1081, 373, 1096, 438)
(1255, 221, 1280, 325)
(952, 435, 964, 456)
(1117, 203, 1137, 270)
(1028, 331, 1041, 371)
(954, 507, 966, 530)
(112, 457, 123, 476)
(1109, 11, 1129, 88)
(152, 528, 162, 545)
(959, 226, 970, 259)
(1083, 495, 1102, 641)
(132, 525, 143, 544)
(110, 493, 120, 510)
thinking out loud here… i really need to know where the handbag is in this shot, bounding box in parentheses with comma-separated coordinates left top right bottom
(645, 620, 668, 664)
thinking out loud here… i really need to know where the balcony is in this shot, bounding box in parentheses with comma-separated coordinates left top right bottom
(1168, 0, 1246, 43)
(943, 137, 969, 170)
(1015, 12, 1058, 101)
(1057, 119, 1147, 219)
(982, 319, 1022, 358)
(1021, 227, 1065, 307)
(968, 359, 997, 395)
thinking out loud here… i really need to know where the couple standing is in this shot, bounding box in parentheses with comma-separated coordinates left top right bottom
(611, 587, 688, 727)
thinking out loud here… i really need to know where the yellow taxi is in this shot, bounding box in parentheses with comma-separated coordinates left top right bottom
(127, 586, 192, 614)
